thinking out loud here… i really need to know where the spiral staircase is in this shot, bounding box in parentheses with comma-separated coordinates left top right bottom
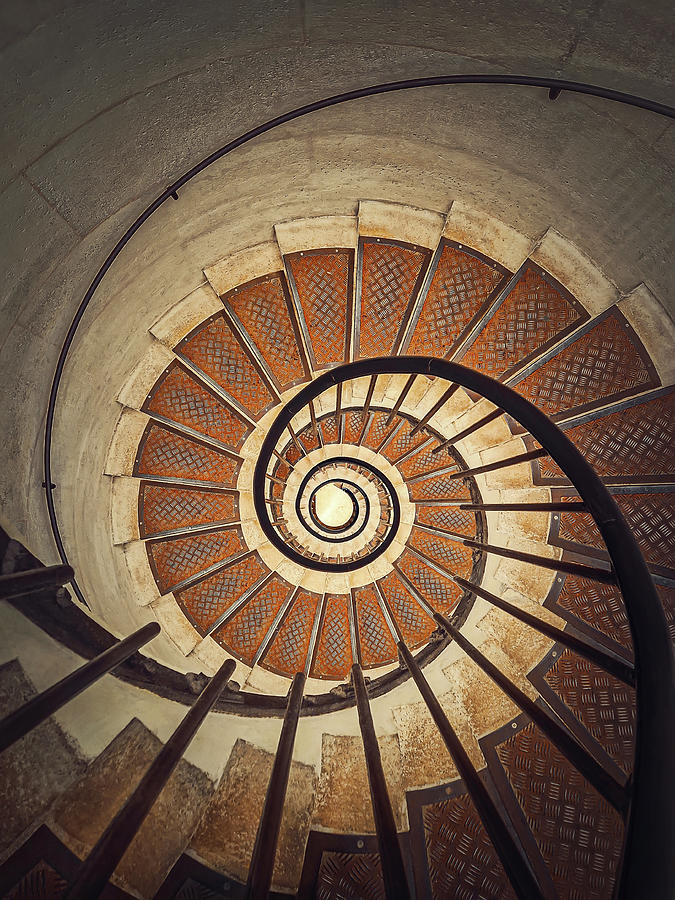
(0, 199, 673, 899)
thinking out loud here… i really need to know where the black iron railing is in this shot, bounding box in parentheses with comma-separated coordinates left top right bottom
(250, 357, 674, 900)
(18, 74, 674, 898)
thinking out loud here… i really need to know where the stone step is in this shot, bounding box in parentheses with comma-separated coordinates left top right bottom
(45, 718, 214, 898)
(0, 659, 85, 860)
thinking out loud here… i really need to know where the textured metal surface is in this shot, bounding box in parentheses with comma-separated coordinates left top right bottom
(262, 590, 321, 676)
(556, 492, 675, 573)
(459, 264, 587, 380)
(362, 410, 395, 451)
(415, 504, 477, 537)
(5, 861, 69, 899)
(143, 363, 250, 450)
(398, 443, 453, 479)
(177, 313, 275, 419)
(406, 243, 505, 359)
(409, 471, 472, 501)
(311, 594, 353, 680)
(513, 311, 659, 418)
(396, 550, 462, 613)
(358, 241, 429, 358)
(353, 585, 398, 668)
(544, 649, 635, 774)
(134, 424, 240, 486)
(377, 571, 436, 648)
(214, 575, 293, 663)
(423, 791, 516, 900)
(343, 409, 367, 444)
(176, 555, 268, 633)
(496, 721, 624, 900)
(224, 274, 308, 389)
(539, 387, 675, 482)
(408, 528, 474, 578)
(552, 576, 633, 651)
(146, 529, 245, 594)
(318, 412, 340, 445)
(288, 250, 352, 370)
(139, 484, 237, 537)
(381, 420, 427, 462)
(315, 851, 385, 900)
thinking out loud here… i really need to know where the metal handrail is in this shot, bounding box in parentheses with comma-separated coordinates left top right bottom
(252, 357, 674, 900)
(42, 74, 675, 605)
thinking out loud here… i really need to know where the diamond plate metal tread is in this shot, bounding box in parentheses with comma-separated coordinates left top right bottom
(298, 422, 321, 454)
(458, 263, 588, 381)
(317, 413, 340, 446)
(176, 312, 277, 419)
(554, 491, 675, 574)
(542, 649, 635, 775)
(213, 574, 294, 664)
(310, 594, 353, 680)
(146, 527, 246, 594)
(139, 483, 238, 537)
(361, 410, 395, 451)
(262, 589, 322, 677)
(353, 585, 398, 668)
(422, 790, 517, 900)
(494, 721, 624, 900)
(511, 309, 660, 420)
(536, 387, 675, 483)
(381, 419, 428, 463)
(396, 549, 463, 614)
(404, 241, 508, 360)
(343, 409, 367, 444)
(377, 570, 436, 649)
(134, 423, 241, 486)
(175, 554, 269, 634)
(142, 361, 251, 452)
(4, 859, 70, 899)
(397, 442, 454, 480)
(415, 504, 478, 537)
(222, 273, 309, 391)
(286, 249, 353, 370)
(315, 851, 385, 900)
(408, 528, 474, 579)
(358, 239, 431, 358)
(409, 471, 472, 502)
(548, 575, 634, 651)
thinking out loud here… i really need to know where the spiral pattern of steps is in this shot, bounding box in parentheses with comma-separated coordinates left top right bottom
(3, 200, 674, 899)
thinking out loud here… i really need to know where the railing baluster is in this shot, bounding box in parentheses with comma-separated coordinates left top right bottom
(0, 564, 74, 600)
(434, 612, 628, 816)
(246, 672, 306, 899)
(432, 408, 503, 454)
(409, 383, 460, 436)
(65, 657, 236, 899)
(0, 622, 160, 754)
(287, 423, 306, 457)
(452, 575, 634, 685)
(460, 500, 586, 512)
(432, 446, 548, 477)
(351, 662, 411, 899)
(385, 373, 417, 425)
(397, 641, 544, 899)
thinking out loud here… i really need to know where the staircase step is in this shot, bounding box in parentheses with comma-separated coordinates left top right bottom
(0, 660, 85, 858)
(46, 718, 214, 898)
(189, 737, 316, 893)
(313, 733, 406, 834)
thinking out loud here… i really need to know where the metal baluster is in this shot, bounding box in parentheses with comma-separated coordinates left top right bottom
(0, 564, 74, 600)
(0, 622, 160, 753)
(66, 658, 236, 899)
(246, 672, 306, 899)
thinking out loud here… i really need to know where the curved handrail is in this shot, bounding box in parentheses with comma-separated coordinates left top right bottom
(253, 357, 674, 900)
(43, 74, 675, 603)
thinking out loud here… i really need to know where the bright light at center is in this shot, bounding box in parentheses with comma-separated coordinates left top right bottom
(314, 483, 353, 528)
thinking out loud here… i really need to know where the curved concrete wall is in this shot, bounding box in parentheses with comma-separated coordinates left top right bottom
(1, 0, 672, 606)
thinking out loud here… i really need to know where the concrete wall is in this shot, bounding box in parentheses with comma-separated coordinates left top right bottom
(0, 0, 672, 626)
